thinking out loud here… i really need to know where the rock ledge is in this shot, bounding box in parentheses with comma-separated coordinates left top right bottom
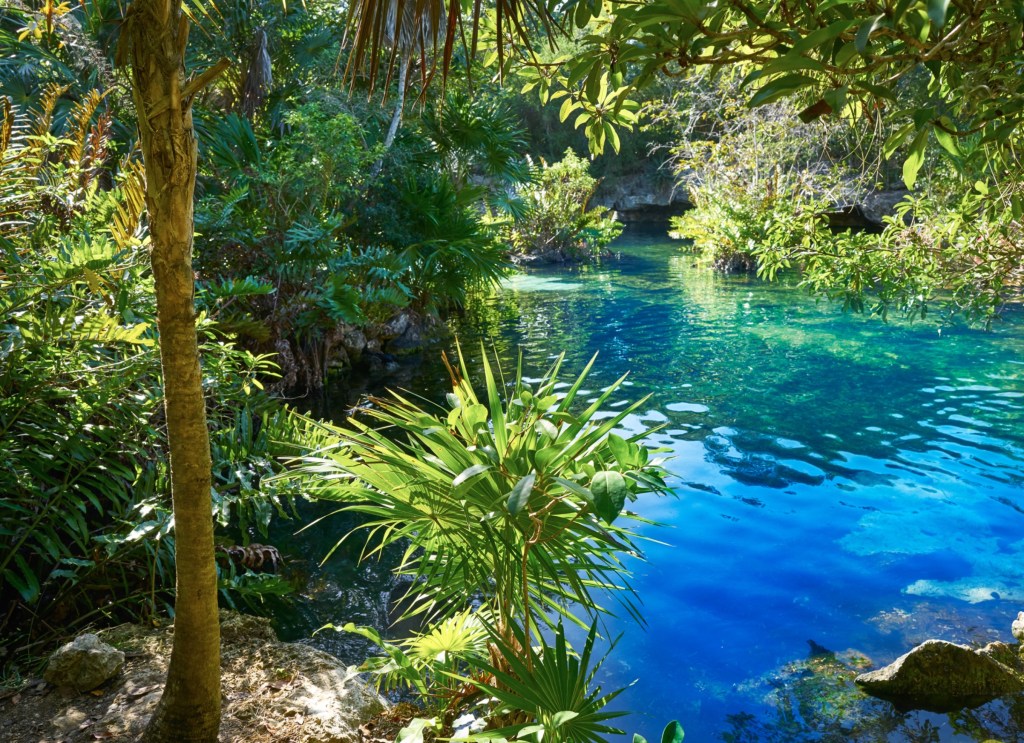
(855, 638, 1024, 712)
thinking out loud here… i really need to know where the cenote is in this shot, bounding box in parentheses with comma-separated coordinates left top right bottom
(276, 224, 1024, 742)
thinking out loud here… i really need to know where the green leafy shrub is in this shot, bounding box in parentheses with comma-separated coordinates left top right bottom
(193, 102, 512, 387)
(762, 193, 1024, 323)
(497, 149, 623, 261)
(670, 169, 832, 273)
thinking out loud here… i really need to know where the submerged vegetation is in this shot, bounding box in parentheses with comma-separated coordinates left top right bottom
(2, 0, 1024, 739)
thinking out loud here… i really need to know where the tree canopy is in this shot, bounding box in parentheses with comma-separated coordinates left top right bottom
(546, 0, 1022, 203)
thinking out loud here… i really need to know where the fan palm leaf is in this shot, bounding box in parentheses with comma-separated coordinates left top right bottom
(291, 345, 671, 642)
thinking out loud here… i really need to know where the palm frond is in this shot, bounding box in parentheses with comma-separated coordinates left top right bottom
(344, 0, 558, 90)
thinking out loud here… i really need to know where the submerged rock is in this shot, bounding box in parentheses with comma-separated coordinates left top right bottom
(855, 638, 1024, 712)
(44, 633, 124, 692)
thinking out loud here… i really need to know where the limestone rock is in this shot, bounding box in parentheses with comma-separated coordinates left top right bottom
(263, 643, 385, 743)
(380, 311, 410, 340)
(341, 328, 367, 360)
(855, 639, 1024, 712)
(51, 706, 88, 733)
(859, 189, 910, 226)
(1011, 611, 1024, 643)
(592, 173, 691, 220)
(44, 634, 125, 692)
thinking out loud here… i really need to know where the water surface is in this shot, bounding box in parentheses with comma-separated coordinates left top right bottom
(282, 225, 1024, 742)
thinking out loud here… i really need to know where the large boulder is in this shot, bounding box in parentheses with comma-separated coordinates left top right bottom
(1011, 611, 1024, 643)
(44, 633, 125, 692)
(855, 639, 1024, 712)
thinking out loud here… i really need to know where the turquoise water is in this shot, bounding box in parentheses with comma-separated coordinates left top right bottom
(284, 225, 1024, 741)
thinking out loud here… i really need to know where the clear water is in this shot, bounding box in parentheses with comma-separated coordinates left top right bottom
(280, 224, 1024, 742)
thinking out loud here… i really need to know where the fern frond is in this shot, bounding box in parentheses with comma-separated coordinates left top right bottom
(110, 158, 147, 249)
(67, 89, 104, 167)
(31, 82, 69, 140)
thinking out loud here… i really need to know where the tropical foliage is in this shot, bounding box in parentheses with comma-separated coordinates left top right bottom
(4, 0, 1024, 740)
(0, 90, 307, 650)
(496, 149, 623, 260)
(286, 347, 672, 735)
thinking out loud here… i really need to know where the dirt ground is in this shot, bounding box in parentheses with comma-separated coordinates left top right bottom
(0, 612, 413, 743)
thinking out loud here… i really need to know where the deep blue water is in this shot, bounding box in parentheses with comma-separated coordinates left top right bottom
(281, 225, 1024, 742)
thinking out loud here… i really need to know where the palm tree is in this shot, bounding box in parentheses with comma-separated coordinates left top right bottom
(379, 0, 444, 153)
(117, 0, 554, 741)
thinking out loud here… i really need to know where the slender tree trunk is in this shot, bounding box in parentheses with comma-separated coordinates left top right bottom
(371, 56, 409, 176)
(382, 56, 409, 151)
(122, 2, 222, 741)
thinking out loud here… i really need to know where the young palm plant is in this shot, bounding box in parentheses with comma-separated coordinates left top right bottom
(465, 621, 627, 743)
(292, 346, 671, 732)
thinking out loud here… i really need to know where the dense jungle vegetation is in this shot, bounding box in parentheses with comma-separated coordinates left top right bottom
(2, 0, 1023, 740)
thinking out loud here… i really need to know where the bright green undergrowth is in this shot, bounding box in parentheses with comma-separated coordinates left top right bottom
(289, 347, 681, 741)
(0, 87, 310, 656)
(492, 149, 623, 261)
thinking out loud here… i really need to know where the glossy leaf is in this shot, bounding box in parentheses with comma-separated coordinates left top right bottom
(507, 473, 536, 515)
(592, 470, 628, 523)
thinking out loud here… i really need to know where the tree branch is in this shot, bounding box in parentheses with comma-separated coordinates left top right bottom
(146, 57, 231, 121)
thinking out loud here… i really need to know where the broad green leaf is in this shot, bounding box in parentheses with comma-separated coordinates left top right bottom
(927, 0, 950, 29)
(516, 724, 547, 739)
(883, 121, 915, 160)
(465, 404, 488, 430)
(661, 720, 685, 743)
(551, 710, 580, 727)
(762, 54, 826, 76)
(607, 433, 631, 466)
(397, 718, 438, 743)
(606, 121, 621, 153)
(855, 14, 885, 53)
(933, 122, 960, 157)
(575, 1, 591, 28)
(592, 470, 628, 523)
(791, 18, 856, 56)
(902, 126, 929, 189)
(507, 472, 536, 515)
(535, 419, 559, 439)
(856, 81, 896, 101)
(553, 476, 594, 503)
(834, 41, 859, 67)
(559, 95, 575, 123)
(748, 74, 816, 108)
(535, 446, 562, 471)
(453, 463, 491, 488)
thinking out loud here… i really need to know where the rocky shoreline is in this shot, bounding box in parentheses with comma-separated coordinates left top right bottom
(1, 612, 387, 743)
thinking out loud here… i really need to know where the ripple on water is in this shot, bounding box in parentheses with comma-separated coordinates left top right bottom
(298, 227, 1024, 743)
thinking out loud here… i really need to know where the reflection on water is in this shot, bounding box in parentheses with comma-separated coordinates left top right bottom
(279, 224, 1024, 742)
